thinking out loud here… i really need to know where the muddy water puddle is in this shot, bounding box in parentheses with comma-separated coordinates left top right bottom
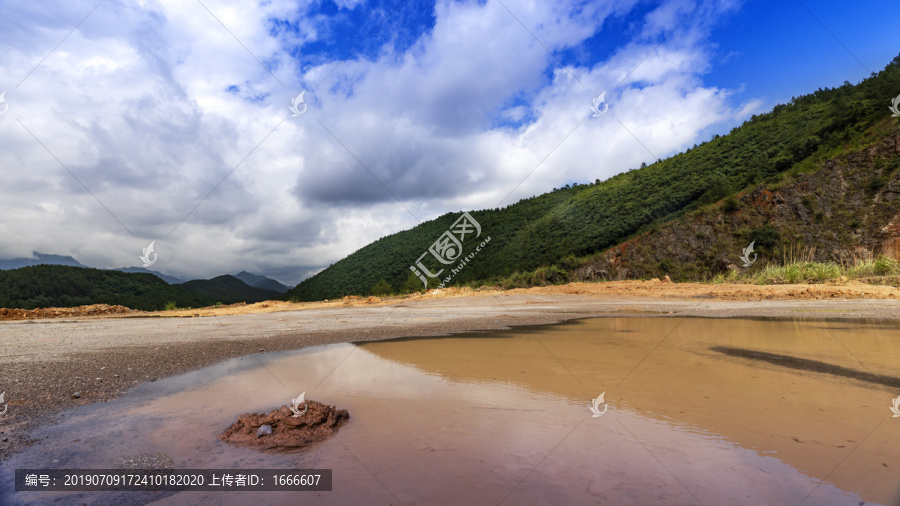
(2, 317, 900, 505)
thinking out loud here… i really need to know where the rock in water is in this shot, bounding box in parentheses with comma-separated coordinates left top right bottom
(256, 425, 272, 438)
(221, 400, 349, 452)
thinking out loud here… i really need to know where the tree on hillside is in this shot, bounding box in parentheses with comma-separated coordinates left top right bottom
(371, 279, 392, 296)
(401, 271, 425, 294)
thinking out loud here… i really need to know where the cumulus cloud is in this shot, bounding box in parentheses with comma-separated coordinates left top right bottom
(0, 0, 758, 284)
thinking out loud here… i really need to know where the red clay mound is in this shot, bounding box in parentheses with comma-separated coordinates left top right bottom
(220, 401, 349, 452)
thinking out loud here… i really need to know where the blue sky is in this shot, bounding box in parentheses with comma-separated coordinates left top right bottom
(704, 0, 899, 109)
(0, 0, 898, 284)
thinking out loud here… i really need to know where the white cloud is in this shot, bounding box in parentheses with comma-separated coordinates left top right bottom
(0, 0, 753, 284)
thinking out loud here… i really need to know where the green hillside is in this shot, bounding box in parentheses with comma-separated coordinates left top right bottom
(0, 265, 219, 311)
(285, 53, 900, 301)
(177, 275, 280, 303)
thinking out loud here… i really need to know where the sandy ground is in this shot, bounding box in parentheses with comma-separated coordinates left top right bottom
(138, 278, 900, 318)
(1, 280, 899, 461)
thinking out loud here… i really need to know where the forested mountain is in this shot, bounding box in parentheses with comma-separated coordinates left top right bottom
(284, 53, 900, 301)
(0, 265, 218, 311)
(177, 275, 281, 303)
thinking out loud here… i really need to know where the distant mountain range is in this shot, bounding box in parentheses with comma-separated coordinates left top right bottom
(0, 266, 284, 310)
(0, 252, 293, 309)
(0, 252, 86, 270)
(114, 266, 185, 285)
(0, 252, 290, 291)
(233, 271, 291, 293)
(0, 265, 220, 311)
(178, 275, 281, 303)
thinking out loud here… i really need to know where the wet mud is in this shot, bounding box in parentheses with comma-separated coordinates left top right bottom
(220, 401, 349, 452)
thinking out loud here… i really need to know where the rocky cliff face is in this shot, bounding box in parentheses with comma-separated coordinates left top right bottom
(578, 127, 900, 281)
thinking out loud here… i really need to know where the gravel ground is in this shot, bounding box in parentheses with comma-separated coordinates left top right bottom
(2, 291, 899, 461)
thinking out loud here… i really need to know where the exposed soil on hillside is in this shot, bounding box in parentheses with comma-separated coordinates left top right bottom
(0, 304, 132, 321)
(161, 296, 385, 318)
(580, 129, 900, 282)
